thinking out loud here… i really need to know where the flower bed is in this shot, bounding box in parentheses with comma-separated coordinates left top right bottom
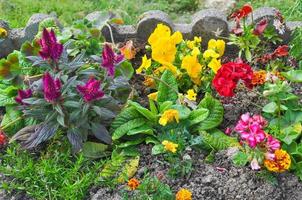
(0, 4, 302, 200)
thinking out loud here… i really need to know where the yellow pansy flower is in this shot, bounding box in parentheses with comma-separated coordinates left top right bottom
(136, 55, 151, 74)
(171, 31, 183, 44)
(203, 49, 220, 59)
(159, 109, 179, 126)
(181, 54, 202, 85)
(208, 39, 225, 57)
(162, 140, 179, 153)
(154, 62, 178, 75)
(191, 47, 200, 56)
(208, 58, 221, 73)
(186, 36, 202, 49)
(148, 24, 171, 46)
(148, 92, 158, 101)
(185, 89, 197, 101)
(0, 27, 8, 38)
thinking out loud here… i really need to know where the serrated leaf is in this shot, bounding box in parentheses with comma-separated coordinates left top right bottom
(189, 108, 209, 125)
(111, 106, 142, 130)
(232, 152, 248, 166)
(82, 142, 109, 158)
(170, 104, 191, 119)
(195, 93, 223, 131)
(157, 70, 178, 104)
(128, 100, 157, 122)
(117, 156, 139, 183)
(152, 144, 165, 155)
(127, 124, 154, 136)
(112, 118, 147, 140)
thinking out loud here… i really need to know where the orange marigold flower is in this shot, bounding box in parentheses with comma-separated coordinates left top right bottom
(143, 77, 156, 88)
(252, 70, 266, 85)
(264, 149, 291, 172)
(176, 188, 192, 200)
(127, 178, 140, 190)
(273, 71, 285, 81)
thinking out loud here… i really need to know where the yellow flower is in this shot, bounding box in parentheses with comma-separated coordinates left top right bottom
(176, 188, 192, 200)
(186, 36, 202, 49)
(120, 40, 136, 60)
(159, 109, 179, 126)
(162, 140, 179, 153)
(154, 63, 178, 75)
(0, 27, 8, 38)
(203, 49, 220, 59)
(148, 92, 158, 101)
(181, 54, 202, 85)
(191, 47, 200, 56)
(208, 39, 225, 57)
(136, 55, 151, 74)
(208, 58, 221, 73)
(264, 149, 291, 173)
(127, 178, 140, 190)
(185, 89, 197, 101)
(148, 24, 182, 65)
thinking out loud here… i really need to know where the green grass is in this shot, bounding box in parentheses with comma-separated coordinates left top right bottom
(0, 0, 301, 28)
(0, 139, 107, 200)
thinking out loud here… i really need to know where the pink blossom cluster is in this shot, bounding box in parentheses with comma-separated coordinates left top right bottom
(234, 113, 280, 151)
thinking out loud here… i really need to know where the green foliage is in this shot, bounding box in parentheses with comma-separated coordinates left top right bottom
(290, 27, 302, 67)
(0, 52, 21, 80)
(194, 93, 224, 131)
(199, 129, 240, 151)
(157, 70, 179, 104)
(99, 150, 139, 185)
(0, 140, 106, 200)
(282, 70, 302, 83)
(232, 151, 249, 166)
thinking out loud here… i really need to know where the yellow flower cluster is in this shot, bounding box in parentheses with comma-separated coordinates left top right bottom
(204, 39, 225, 73)
(176, 188, 192, 200)
(0, 27, 8, 38)
(159, 109, 179, 126)
(185, 89, 197, 101)
(162, 140, 179, 153)
(264, 149, 291, 172)
(181, 53, 203, 85)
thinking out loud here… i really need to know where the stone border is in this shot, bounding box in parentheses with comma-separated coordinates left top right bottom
(1, 7, 302, 58)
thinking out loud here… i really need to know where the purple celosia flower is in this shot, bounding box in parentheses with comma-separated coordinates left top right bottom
(42, 72, 62, 102)
(266, 135, 281, 152)
(101, 44, 124, 77)
(39, 28, 63, 62)
(15, 89, 32, 105)
(77, 78, 104, 102)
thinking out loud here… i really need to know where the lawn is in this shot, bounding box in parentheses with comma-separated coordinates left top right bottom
(0, 0, 301, 28)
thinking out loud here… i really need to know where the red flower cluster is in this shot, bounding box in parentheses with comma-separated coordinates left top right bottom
(257, 45, 289, 64)
(212, 60, 253, 97)
(253, 19, 268, 36)
(0, 131, 7, 147)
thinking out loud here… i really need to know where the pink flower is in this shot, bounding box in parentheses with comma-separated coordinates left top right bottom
(252, 114, 267, 128)
(42, 72, 61, 103)
(251, 158, 261, 170)
(77, 78, 104, 102)
(240, 123, 266, 148)
(265, 152, 275, 160)
(225, 127, 232, 136)
(39, 28, 63, 62)
(101, 44, 124, 77)
(15, 89, 32, 105)
(266, 135, 281, 152)
(253, 19, 268, 36)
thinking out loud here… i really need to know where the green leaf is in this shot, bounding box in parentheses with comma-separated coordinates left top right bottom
(115, 61, 134, 80)
(127, 124, 154, 136)
(245, 48, 252, 62)
(117, 138, 145, 148)
(195, 93, 224, 131)
(1, 105, 24, 134)
(189, 108, 209, 126)
(111, 107, 142, 130)
(232, 152, 248, 166)
(56, 115, 65, 127)
(262, 102, 278, 113)
(112, 118, 147, 140)
(149, 99, 158, 114)
(281, 70, 302, 83)
(128, 100, 157, 122)
(170, 104, 191, 120)
(157, 70, 178, 104)
(82, 142, 109, 158)
(159, 101, 173, 112)
(117, 156, 140, 183)
(152, 144, 165, 155)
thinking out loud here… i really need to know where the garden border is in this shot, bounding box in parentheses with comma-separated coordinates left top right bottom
(1, 7, 302, 58)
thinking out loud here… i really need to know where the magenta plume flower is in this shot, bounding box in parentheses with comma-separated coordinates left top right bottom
(77, 78, 104, 102)
(15, 89, 32, 105)
(101, 44, 124, 77)
(42, 72, 62, 102)
(39, 28, 63, 62)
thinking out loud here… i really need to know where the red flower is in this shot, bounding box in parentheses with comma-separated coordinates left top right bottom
(101, 44, 124, 77)
(273, 45, 289, 57)
(212, 61, 253, 97)
(230, 4, 253, 21)
(253, 19, 268, 36)
(42, 72, 62, 103)
(39, 28, 63, 62)
(0, 131, 7, 146)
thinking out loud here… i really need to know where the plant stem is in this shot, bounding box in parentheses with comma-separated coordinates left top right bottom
(105, 23, 115, 46)
(0, 116, 23, 130)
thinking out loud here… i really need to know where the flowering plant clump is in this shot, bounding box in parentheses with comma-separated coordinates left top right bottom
(6, 28, 133, 154)
(136, 23, 226, 93)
